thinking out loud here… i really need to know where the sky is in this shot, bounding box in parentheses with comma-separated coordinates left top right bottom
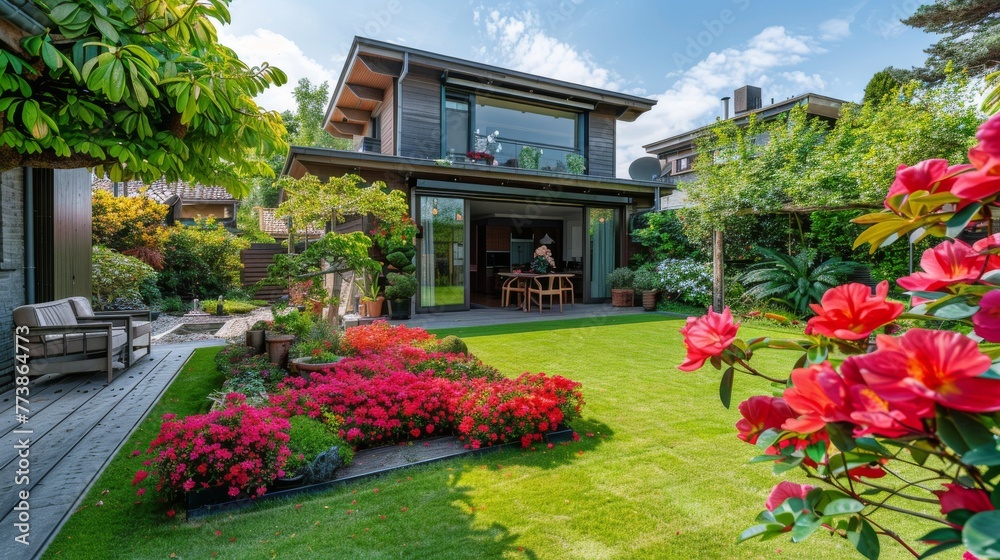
(217, 0, 939, 178)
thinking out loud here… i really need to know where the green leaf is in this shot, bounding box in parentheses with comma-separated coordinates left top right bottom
(937, 409, 971, 454)
(40, 41, 61, 70)
(791, 515, 822, 542)
(918, 541, 962, 559)
(918, 527, 962, 543)
(904, 290, 947, 301)
(738, 522, 786, 543)
(805, 440, 827, 464)
(719, 367, 734, 409)
(827, 452, 882, 477)
(963, 511, 1000, 558)
(927, 298, 978, 320)
(946, 202, 983, 238)
(822, 498, 864, 516)
(772, 455, 804, 475)
(93, 16, 120, 43)
(108, 59, 125, 102)
(747, 454, 784, 464)
(961, 441, 1000, 466)
(826, 422, 857, 453)
(847, 516, 881, 560)
(992, 485, 1000, 510)
(755, 429, 781, 451)
(806, 343, 828, 364)
(854, 437, 891, 456)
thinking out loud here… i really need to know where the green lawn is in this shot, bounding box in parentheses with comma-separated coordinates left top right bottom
(45, 316, 930, 559)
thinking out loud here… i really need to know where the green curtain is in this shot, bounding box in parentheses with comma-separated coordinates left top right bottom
(590, 209, 616, 299)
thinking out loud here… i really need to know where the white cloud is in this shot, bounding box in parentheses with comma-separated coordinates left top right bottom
(819, 17, 852, 40)
(216, 27, 339, 114)
(477, 10, 624, 91)
(617, 26, 825, 177)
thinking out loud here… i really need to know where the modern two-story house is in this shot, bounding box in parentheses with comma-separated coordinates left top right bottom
(644, 85, 846, 209)
(283, 37, 664, 313)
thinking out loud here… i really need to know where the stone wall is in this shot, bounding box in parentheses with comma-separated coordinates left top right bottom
(0, 168, 26, 392)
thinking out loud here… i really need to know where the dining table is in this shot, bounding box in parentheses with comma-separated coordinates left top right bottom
(497, 272, 577, 313)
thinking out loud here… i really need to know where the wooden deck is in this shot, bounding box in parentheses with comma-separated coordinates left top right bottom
(0, 342, 219, 560)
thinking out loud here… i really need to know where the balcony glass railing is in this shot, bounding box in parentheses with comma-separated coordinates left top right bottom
(448, 136, 586, 175)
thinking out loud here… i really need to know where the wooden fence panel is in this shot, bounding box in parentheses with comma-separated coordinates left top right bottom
(242, 243, 286, 301)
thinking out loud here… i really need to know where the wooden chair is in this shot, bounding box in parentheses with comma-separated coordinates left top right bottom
(501, 276, 527, 309)
(559, 275, 575, 307)
(527, 275, 563, 313)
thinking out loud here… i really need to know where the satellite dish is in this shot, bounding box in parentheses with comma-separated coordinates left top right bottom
(628, 157, 662, 181)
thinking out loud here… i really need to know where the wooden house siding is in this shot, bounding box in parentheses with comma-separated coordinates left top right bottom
(377, 83, 396, 155)
(400, 68, 441, 160)
(0, 169, 26, 392)
(588, 106, 617, 178)
(241, 243, 286, 302)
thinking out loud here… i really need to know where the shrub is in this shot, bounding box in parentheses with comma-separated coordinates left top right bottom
(384, 272, 418, 300)
(633, 267, 662, 292)
(158, 217, 250, 299)
(737, 247, 857, 318)
(203, 300, 257, 315)
(657, 258, 712, 306)
(270, 309, 313, 339)
(436, 335, 468, 355)
(215, 344, 258, 376)
(137, 397, 290, 499)
(160, 296, 185, 314)
(91, 246, 157, 306)
(284, 415, 348, 475)
(566, 153, 586, 175)
(607, 267, 634, 290)
(631, 210, 701, 264)
(341, 322, 434, 354)
(91, 189, 168, 255)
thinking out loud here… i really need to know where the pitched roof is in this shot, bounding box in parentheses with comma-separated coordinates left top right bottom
(92, 177, 238, 203)
(257, 207, 324, 238)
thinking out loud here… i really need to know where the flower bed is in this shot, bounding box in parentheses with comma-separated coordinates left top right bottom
(136, 321, 585, 507)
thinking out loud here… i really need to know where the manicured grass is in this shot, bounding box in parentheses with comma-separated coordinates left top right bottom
(45, 318, 927, 559)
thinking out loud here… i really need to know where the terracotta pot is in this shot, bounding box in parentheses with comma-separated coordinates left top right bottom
(641, 290, 659, 311)
(363, 296, 385, 318)
(290, 356, 342, 374)
(611, 288, 634, 307)
(265, 334, 295, 369)
(245, 330, 265, 354)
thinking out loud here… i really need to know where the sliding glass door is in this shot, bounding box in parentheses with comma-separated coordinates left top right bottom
(418, 196, 468, 311)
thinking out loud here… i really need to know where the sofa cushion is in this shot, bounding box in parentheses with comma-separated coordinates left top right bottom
(13, 299, 78, 328)
(28, 328, 127, 358)
(67, 296, 96, 318)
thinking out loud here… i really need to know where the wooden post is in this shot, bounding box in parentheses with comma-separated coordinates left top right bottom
(713, 229, 724, 310)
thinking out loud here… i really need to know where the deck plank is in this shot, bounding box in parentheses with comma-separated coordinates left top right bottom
(0, 346, 198, 560)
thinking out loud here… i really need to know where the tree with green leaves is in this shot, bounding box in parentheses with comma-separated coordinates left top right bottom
(861, 68, 903, 107)
(0, 0, 287, 196)
(286, 78, 351, 150)
(902, 0, 1000, 81)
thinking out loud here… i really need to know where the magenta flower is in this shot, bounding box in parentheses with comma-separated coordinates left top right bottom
(765, 481, 815, 511)
(678, 307, 740, 371)
(973, 290, 1000, 342)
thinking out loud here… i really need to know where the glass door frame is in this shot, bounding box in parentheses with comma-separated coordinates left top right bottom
(414, 194, 470, 312)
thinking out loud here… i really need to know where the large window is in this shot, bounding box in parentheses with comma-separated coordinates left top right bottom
(443, 91, 582, 172)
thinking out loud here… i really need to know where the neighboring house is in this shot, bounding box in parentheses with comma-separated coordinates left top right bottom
(283, 36, 665, 312)
(92, 177, 240, 229)
(0, 5, 92, 391)
(644, 85, 846, 210)
(256, 207, 324, 241)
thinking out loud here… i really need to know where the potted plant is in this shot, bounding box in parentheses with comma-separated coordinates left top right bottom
(566, 153, 586, 175)
(245, 319, 269, 354)
(633, 267, 662, 311)
(289, 322, 342, 374)
(385, 272, 417, 320)
(266, 309, 312, 369)
(359, 267, 385, 318)
(518, 146, 541, 170)
(607, 267, 635, 307)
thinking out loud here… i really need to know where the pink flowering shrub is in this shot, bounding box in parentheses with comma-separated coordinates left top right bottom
(340, 321, 433, 354)
(138, 395, 291, 499)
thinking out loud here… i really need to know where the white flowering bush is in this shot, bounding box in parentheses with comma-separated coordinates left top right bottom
(657, 258, 712, 306)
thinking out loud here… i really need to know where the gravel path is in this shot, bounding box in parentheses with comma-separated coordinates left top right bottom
(152, 306, 274, 345)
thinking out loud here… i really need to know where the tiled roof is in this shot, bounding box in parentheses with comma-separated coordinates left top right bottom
(92, 177, 238, 203)
(257, 207, 324, 238)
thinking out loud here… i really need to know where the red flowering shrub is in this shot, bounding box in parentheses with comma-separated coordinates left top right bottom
(341, 321, 433, 354)
(454, 373, 584, 450)
(138, 395, 291, 499)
